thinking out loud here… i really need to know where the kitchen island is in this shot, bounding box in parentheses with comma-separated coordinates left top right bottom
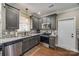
(0, 33, 43, 56)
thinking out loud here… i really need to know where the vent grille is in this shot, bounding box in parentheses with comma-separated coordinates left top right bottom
(49, 4, 54, 8)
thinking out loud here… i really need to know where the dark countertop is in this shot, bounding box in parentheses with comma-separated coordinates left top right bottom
(40, 35, 50, 37)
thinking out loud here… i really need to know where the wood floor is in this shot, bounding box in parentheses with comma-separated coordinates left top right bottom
(23, 43, 79, 56)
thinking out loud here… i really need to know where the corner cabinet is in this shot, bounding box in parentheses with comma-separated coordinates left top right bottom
(5, 4, 19, 30)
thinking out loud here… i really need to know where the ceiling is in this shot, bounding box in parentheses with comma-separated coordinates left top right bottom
(8, 3, 79, 16)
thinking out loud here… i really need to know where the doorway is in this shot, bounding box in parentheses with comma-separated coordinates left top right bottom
(58, 17, 77, 52)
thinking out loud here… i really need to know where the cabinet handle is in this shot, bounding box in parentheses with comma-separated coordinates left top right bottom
(71, 33, 74, 38)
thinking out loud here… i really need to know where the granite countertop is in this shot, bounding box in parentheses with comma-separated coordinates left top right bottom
(0, 33, 43, 46)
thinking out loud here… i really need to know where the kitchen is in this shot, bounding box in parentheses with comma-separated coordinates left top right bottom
(0, 3, 79, 56)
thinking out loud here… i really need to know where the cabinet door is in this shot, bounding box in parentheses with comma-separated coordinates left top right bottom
(34, 35, 40, 45)
(30, 36, 39, 47)
(34, 36, 37, 45)
(39, 19, 42, 29)
(50, 15, 57, 30)
(22, 38, 29, 53)
(14, 42, 22, 56)
(31, 36, 36, 46)
(5, 5, 19, 30)
(29, 37, 34, 48)
(49, 37, 55, 48)
(32, 17, 39, 30)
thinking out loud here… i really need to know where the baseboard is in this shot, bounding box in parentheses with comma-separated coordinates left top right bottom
(56, 45, 78, 52)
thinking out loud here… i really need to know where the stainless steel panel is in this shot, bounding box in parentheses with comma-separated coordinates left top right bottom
(5, 42, 22, 56)
(0, 51, 2, 56)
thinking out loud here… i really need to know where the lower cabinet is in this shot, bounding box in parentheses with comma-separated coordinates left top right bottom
(34, 35, 40, 45)
(22, 38, 30, 53)
(40, 36, 49, 44)
(22, 35, 40, 53)
(49, 37, 56, 48)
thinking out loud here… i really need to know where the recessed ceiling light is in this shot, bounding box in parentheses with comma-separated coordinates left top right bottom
(37, 12, 41, 14)
(49, 4, 54, 8)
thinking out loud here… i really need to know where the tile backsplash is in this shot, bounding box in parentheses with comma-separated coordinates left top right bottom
(1, 30, 37, 38)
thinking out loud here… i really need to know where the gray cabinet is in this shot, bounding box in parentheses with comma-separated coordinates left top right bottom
(29, 37, 34, 48)
(35, 35, 40, 44)
(31, 16, 40, 30)
(41, 14, 57, 30)
(5, 4, 19, 30)
(49, 36, 56, 48)
(39, 19, 42, 29)
(22, 35, 40, 53)
(50, 14, 57, 30)
(32, 18, 37, 30)
(30, 35, 40, 47)
(22, 38, 30, 53)
(32, 36, 37, 46)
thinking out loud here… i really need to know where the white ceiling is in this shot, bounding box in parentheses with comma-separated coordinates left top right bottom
(8, 3, 79, 16)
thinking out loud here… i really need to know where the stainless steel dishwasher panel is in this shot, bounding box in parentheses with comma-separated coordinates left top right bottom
(5, 42, 22, 56)
(0, 51, 2, 56)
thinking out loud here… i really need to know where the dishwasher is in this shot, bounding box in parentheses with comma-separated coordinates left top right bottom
(0, 50, 2, 56)
(0, 45, 2, 56)
(0, 51, 2, 56)
(5, 42, 22, 56)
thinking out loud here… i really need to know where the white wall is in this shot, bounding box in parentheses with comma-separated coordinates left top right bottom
(57, 8, 79, 20)
(57, 7, 79, 38)
(18, 12, 31, 32)
(0, 3, 2, 38)
(0, 3, 31, 37)
(56, 7, 79, 51)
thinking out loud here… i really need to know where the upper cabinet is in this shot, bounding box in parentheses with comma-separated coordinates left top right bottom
(41, 14, 57, 30)
(31, 15, 40, 30)
(41, 17, 51, 30)
(38, 18, 42, 30)
(49, 14, 57, 30)
(5, 4, 19, 30)
(31, 14, 57, 30)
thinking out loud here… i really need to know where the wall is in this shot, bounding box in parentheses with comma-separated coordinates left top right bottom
(0, 3, 2, 38)
(56, 7, 79, 51)
(18, 11, 31, 32)
(1, 3, 31, 38)
(57, 7, 79, 38)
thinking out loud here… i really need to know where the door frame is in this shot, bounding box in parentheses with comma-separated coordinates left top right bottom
(57, 17, 78, 52)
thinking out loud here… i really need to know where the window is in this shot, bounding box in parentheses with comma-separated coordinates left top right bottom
(18, 12, 30, 32)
